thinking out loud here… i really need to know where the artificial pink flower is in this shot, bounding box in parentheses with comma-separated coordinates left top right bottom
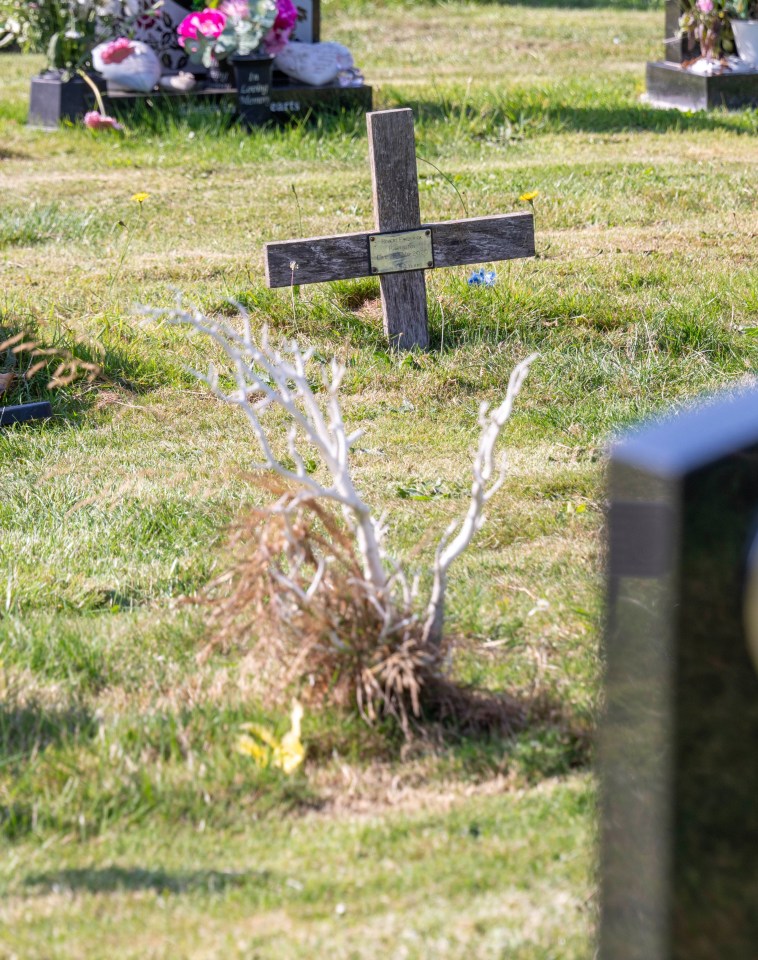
(219, 0, 250, 18)
(696, 0, 714, 12)
(83, 111, 123, 131)
(177, 9, 227, 47)
(100, 37, 136, 65)
(264, 0, 298, 55)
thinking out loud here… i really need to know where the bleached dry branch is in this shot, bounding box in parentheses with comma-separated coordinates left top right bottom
(149, 300, 535, 653)
(422, 353, 537, 646)
(146, 300, 388, 595)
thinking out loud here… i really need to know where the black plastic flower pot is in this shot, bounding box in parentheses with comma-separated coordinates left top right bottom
(231, 53, 274, 127)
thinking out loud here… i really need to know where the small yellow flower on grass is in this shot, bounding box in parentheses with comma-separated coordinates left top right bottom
(519, 191, 539, 203)
(131, 192, 150, 205)
(236, 700, 305, 774)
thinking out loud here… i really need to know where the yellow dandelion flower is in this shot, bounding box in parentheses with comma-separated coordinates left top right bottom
(519, 191, 539, 203)
(131, 192, 150, 205)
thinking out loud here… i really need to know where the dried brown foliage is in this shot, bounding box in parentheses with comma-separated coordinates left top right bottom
(1, 332, 100, 390)
(0, 371, 14, 397)
(199, 482, 527, 739)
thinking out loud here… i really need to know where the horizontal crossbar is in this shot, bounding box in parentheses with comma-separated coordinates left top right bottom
(264, 212, 535, 289)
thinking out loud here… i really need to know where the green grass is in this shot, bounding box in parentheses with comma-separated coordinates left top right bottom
(0, 775, 594, 959)
(0, 0, 757, 954)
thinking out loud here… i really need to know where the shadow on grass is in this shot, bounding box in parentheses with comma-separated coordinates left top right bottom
(405, 96, 758, 136)
(0, 146, 30, 161)
(1, 321, 190, 427)
(23, 866, 271, 895)
(0, 701, 97, 761)
(306, 681, 592, 781)
(429, 684, 593, 781)
(108, 93, 369, 141)
(232, 280, 390, 351)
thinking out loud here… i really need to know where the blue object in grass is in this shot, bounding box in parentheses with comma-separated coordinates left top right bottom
(468, 269, 497, 287)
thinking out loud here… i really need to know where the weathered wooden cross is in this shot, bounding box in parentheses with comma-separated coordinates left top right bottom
(264, 108, 535, 350)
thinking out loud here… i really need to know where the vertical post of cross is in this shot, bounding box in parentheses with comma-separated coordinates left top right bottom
(367, 109, 430, 351)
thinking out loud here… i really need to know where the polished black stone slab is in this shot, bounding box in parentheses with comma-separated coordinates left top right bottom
(646, 60, 758, 110)
(600, 388, 758, 960)
(0, 401, 53, 427)
(28, 72, 372, 128)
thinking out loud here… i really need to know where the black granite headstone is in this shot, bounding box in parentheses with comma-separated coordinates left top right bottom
(600, 387, 758, 959)
(646, 0, 758, 109)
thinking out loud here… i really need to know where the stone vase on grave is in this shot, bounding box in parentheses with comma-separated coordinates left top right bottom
(732, 19, 758, 66)
(232, 52, 274, 127)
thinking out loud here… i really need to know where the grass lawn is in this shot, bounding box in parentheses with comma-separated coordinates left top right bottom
(1, 0, 757, 955)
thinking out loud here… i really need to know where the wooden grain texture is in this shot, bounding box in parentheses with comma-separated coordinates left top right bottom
(367, 108, 428, 349)
(264, 213, 535, 288)
(265, 232, 369, 287)
(378, 271, 429, 350)
(432, 212, 535, 267)
(367, 109, 421, 232)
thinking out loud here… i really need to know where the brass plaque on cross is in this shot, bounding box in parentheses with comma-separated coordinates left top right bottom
(368, 228, 433, 275)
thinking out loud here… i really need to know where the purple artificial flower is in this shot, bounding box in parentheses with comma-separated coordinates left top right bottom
(219, 0, 250, 18)
(264, 0, 298, 55)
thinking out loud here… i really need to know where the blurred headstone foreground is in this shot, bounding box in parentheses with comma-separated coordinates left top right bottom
(600, 387, 758, 959)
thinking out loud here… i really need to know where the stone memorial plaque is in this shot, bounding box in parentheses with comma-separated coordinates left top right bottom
(368, 228, 433, 275)
(291, 0, 320, 44)
(600, 387, 758, 960)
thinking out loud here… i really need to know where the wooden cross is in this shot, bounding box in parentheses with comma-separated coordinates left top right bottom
(264, 108, 535, 350)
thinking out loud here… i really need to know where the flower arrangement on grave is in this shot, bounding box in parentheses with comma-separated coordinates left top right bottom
(1, 0, 160, 72)
(176, 0, 297, 69)
(91, 33, 163, 91)
(680, 0, 735, 60)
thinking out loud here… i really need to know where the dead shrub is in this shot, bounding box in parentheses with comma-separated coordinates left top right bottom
(199, 483, 527, 739)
